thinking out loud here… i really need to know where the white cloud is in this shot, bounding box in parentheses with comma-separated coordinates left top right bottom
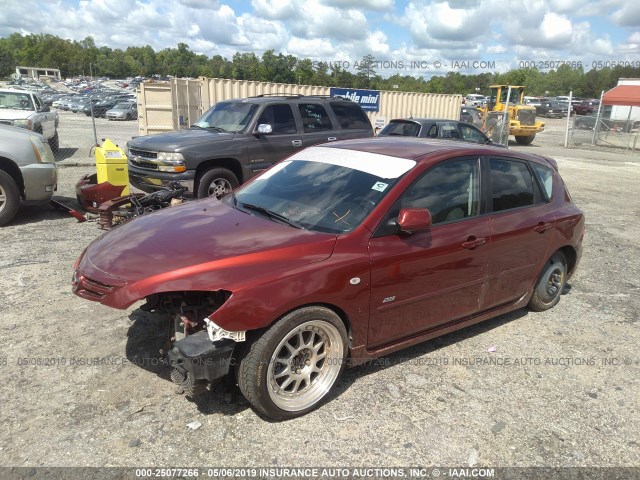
(251, 0, 297, 20)
(322, 0, 394, 11)
(402, 0, 493, 50)
(289, 0, 368, 41)
(610, 3, 640, 26)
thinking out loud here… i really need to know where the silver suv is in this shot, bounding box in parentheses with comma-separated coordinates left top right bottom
(0, 125, 57, 225)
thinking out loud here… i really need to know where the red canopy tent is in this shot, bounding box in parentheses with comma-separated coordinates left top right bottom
(602, 85, 640, 106)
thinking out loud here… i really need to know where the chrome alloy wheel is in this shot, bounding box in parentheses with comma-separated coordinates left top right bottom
(207, 178, 233, 198)
(267, 320, 344, 412)
(0, 184, 6, 213)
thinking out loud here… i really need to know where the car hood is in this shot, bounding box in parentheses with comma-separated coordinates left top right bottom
(79, 198, 337, 291)
(0, 109, 31, 120)
(128, 128, 234, 150)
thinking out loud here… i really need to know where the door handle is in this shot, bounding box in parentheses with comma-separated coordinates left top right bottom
(292, 140, 302, 147)
(533, 222, 553, 233)
(462, 237, 486, 249)
(327, 137, 337, 141)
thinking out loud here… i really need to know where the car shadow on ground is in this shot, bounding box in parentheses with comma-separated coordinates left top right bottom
(53, 147, 81, 162)
(125, 302, 572, 420)
(5, 195, 85, 226)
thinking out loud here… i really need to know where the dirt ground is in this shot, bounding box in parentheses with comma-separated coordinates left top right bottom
(0, 119, 638, 473)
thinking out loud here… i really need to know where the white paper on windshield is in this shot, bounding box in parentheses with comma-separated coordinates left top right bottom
(371, 182, 388, 192)
(288, 147, 416, 179)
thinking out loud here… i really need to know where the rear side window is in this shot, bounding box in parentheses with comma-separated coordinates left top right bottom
(490, 157, 535, 212)
(531, 163, 554, 200)
(329, 102, 371, 130)
(298, 104, 333, 132)
(380, 121, 421, 136)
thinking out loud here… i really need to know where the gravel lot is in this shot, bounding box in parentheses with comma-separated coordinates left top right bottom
(0, 118, 638, 473)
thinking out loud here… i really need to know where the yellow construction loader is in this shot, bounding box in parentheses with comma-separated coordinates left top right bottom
(481, 85, 545, 145)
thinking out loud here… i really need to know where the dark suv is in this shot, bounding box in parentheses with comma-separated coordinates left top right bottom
(126, 95, 374, 198)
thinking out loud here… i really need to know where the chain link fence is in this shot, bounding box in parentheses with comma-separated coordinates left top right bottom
(569, 114, 640, 151)
(52, 106, 138, 163)
(482, 111, 510, 146)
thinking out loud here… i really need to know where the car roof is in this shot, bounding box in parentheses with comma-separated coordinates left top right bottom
(388, 118, 464, 126)
(315, 137, 557, 169)
(220, 95, 356, 105)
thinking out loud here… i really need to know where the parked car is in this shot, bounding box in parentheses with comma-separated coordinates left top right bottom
(72, 137, 584, 420)
(573, 100, 599, 116)
(574, 112, 640, 132)
(125, 95, 374, 199)
(0, 88, 60, 151)
(378, 118, 497, 146)
(535, 101, 569, 118)
(84, 100, 118, 118)
(106, 101, 138, 121)
(0, 125, 57, 225)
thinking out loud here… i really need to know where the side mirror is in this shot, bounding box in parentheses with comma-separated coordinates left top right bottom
(40, 105, 50, 112)
(256, 124, 273, 135)
(396, 208, 432, 234)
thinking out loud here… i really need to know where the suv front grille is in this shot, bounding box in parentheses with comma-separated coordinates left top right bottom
(517, 109, 536, 126)
(128, 148, 159, 170)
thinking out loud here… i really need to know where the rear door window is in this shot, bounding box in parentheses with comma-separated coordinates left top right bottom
(298, 104, 333, 132)
(489, 157, 539, 212)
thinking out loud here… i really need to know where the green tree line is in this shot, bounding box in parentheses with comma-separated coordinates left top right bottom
(1, 33, 638, 98)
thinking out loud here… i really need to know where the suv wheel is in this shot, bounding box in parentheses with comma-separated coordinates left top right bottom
(0, 170, 20, 226)
(197, 167, 239, 199)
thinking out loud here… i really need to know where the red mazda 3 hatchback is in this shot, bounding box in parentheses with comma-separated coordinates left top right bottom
(73, 137, 584, 420)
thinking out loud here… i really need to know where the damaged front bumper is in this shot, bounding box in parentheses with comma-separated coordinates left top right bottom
(167, 319, 245, 396)
(167, 331, 235, 394)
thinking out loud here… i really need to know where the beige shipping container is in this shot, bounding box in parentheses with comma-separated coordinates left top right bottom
(138, 77, 461, 134)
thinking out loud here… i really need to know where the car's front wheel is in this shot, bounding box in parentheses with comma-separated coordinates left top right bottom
(0, 170, 20, 226)
(237, 306, 348, 420)
(528, 252, 567, 311)
(196, 167, 239, 199)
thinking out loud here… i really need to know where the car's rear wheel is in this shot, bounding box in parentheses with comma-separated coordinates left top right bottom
(196, 167, 239, 199)
(237, 306, 348, 420)
(515, 134, 535, 145)
(528, 252, 567, 311)
(0, 170, 21, 226)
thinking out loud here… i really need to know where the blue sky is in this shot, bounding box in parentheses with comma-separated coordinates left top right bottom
(1, 0, 639, 77)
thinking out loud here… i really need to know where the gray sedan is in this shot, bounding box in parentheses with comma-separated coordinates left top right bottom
(106, 102, 138, 121)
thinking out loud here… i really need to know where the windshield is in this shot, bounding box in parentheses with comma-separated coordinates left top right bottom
(0, 92, 34, 110)
(193, 101, 258, 132)
(115, 102, 133, 109)
(227, 152, 415, 234)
